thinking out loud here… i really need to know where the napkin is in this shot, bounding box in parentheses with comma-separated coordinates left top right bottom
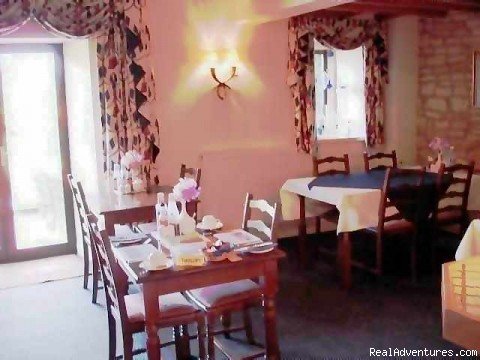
(114, 224, 137, 237)
(137, 222, 157, 234)
(114, 244, 157, 263)
(214, 229, 262, 247)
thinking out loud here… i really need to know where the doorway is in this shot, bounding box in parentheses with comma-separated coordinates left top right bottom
(0, 44, 75, 262)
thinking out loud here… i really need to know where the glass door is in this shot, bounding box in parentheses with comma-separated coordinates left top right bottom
(0, 44, 75, 262)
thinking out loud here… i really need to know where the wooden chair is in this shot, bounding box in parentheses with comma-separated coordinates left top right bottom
(242, 193, 278, 242)
(311, 154, 350, 233)
(431, 162, 475, 272)
(363, 150, 398, 172)
(87, 214, 206, 360)
(433, 161, 475, 236)
(363, 168, 426, 281)
(66, 174, 100, 304)
(186, 193, 278, 359)
(180, 163, 202, 187)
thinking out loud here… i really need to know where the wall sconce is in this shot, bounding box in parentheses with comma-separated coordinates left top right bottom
(210, 66, 237, 100)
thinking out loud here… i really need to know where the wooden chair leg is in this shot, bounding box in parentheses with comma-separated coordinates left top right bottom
(181, 324, 191, 357)
(242, 308, 256, 345)
(430, 220, 439, 275)
(207, 314, 216, 360)
(197, 316, 206, 360)
(83, 242, 90, 290)
(174, 326, 182, 359)
(315, 216, 321, 234)
(91, 253, 99, 304)
(220, 312, 232, 339)
(375, 234, 383, 277)
(107, 312, 116, 360)
(122, 334, 134, 360)
(411, 230, 418, 283)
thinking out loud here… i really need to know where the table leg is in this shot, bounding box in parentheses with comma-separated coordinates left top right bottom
(104, 214, 115, 237)
(144, 284, 161, 360)
(298, 195, 307, 269)
(264, 261, 280, 359)
(338, 232, 352, 289)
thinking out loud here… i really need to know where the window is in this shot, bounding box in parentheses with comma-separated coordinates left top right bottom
(314, 40, 366, 140)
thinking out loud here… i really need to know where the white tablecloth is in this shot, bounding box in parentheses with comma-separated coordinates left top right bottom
(456, 220, 480, 260)
(280, 177, 383, 233)
(280, 173, 480, 234)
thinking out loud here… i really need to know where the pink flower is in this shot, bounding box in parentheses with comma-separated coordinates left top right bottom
(121, 150, 144, 170)
(173, 178, 201, 202)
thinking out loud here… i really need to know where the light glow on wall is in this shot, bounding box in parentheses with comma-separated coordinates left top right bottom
(174, 0, 263, 103)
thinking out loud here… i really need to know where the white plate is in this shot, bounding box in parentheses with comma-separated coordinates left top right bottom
(248, 244, 275, 254)
(139, 259, 174, 271)
(196, 221, 223, 231)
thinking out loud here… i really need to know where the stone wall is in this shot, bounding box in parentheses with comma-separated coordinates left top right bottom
(417, 11, 480, 164)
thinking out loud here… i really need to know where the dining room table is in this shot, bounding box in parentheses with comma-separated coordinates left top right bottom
(280, 168, 480, 289)
(113, 231, 286, 360)
(87, 180, 197, 236)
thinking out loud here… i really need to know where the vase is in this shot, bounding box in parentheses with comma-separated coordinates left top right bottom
(178, 200, 196, 235)
(429, 151, 443, 173)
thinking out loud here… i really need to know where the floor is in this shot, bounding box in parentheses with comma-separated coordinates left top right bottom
(0, 234, 463, 359)
(0, 254, 83, 290)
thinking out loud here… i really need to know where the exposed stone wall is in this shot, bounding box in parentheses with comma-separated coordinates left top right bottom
(417, 11, 480, 164)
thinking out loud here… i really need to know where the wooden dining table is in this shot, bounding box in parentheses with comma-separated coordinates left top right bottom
(115, 242, 285, 359)
(87, 181, 197, 236)
(280, 168, 475, 289)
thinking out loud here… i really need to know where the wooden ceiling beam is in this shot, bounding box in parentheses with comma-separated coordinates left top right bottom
(324, 2, 448, 17)
(354, 0, 480, 12)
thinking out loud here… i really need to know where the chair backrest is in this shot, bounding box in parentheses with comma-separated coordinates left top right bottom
(180, 164, 202, 187)
(436, 161, 475, 221)
(241, 193, 278, 242)
(364, 150, 398, 172)
(312, 154, 350, 177)
(67, 174, 90, 245)
(378, 168, 426, 235)
(87, 214, 129, 327)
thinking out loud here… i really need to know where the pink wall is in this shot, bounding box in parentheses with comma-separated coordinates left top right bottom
(146, 1, 312, 227)
(144, 1, 411, 229)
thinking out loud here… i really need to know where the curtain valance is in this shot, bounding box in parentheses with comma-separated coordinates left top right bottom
(0, 0, 160, 184)
(288, 15, 388, 153)
(0, 0, 115, 37)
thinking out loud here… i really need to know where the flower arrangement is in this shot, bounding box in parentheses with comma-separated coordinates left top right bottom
(120, 150, 143, 173)
(173, 177, 200, 202)
(428, 137, 450, 153)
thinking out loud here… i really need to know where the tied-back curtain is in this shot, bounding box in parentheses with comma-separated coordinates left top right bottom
(96, 0, 159, 184)
(0, 0, 160, 183)
(287, 15, 388, 153)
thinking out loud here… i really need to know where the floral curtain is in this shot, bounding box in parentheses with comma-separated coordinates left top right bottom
(287, 15, 388, 153)
(0, 0, 160, 183)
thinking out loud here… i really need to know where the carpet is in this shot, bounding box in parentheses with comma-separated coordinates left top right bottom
(0, 237, 465, 359)
(0, 254, 84, 290)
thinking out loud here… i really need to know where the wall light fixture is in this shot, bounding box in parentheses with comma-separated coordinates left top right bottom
(210, 66, 237, 100)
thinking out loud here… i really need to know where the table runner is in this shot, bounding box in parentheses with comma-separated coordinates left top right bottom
(307, 169, 444, 190)
(308, 169, 452, 223)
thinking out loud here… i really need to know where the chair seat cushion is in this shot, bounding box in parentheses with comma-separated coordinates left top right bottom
(186, 280, 262, 310)
(437, 210, 463, 224)
(125, 292, 197, 323)
(366, 219, 415, 234)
